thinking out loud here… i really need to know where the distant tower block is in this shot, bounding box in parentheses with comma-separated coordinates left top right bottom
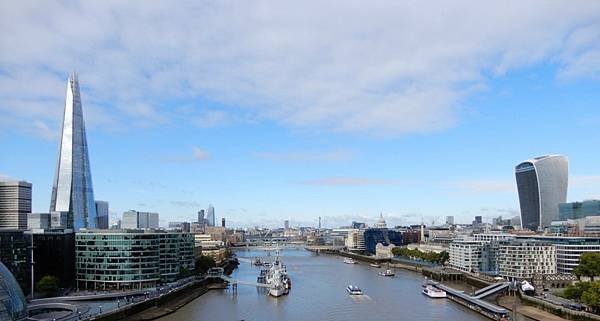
(221, 217, 225, 227)
(318, 216, 322, 229)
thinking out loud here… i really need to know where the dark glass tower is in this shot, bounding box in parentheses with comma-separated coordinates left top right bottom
(50, 73, 97, 230)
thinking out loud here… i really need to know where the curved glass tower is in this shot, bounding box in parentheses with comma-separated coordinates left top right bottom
(515, 155, 568, 231)
(50, 73, 97, 230)
(0, 262, 27, 321)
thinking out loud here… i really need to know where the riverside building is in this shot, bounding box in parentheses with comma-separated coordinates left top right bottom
(515, 235, 600, 274)
(449, 240, 491, 273)
(498, 240, 556, 279)
(75, 230, 194, 290)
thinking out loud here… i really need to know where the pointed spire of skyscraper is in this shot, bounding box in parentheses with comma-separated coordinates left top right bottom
(50, 72, 97, 230)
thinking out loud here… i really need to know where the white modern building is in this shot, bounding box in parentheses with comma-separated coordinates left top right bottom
(473, 233, 516, 243)
(498, 240, 556, 279)
(0, 180, 32, 230)
(516, 235, 600, 274)
(515, 155, 568, 231)
(449, 240, 490, 273)
(345, 229, 365, 252)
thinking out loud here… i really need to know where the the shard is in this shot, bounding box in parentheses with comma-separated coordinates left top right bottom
(50, 72, 97, 230)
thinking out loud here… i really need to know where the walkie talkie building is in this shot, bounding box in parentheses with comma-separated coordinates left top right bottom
(50, 73, 97, 230)
(515, 155, 568, 231)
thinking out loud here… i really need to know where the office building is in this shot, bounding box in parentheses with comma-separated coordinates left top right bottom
(121, 210, 159, 229)
(27, 213, 50, 230)
(284, 220, 290, 229)
(197, 209, 205, 224)
(473, 233, 516, 243)
(473, 216, 482, 225)
(363, 228, 403, 254)
(0, 231, 29, 294)
(49, 73, 97, 230)
(75, 230, 195, 290)
(0, 181, 32, 230)
(26, 229, 76, 290)
(94, 201, 109, 229)
(446, 216, 454, 225)
(207, 205, 215, 227)
(498, 240, 556, 279)
(0, 261, 28, 321)
(559, 200, 600, 221)
(168, 222, 191, 233)
(515, 155, 568, 231)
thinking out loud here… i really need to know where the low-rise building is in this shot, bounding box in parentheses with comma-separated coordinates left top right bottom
(516, 235, 600, 274)
(375, 243, 396, 259)
(75, 230, 194, 290)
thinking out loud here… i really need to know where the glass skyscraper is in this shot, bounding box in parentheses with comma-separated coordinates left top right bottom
(515, 155, 568, 231)
(50, 73, 97, 230)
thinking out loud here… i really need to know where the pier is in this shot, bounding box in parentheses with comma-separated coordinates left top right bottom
(429, 281, 511, 320)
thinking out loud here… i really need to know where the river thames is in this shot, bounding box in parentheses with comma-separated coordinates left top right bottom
(158, 249, 525, 321)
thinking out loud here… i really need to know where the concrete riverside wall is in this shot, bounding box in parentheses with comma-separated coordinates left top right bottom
(521, 294, 600, 321)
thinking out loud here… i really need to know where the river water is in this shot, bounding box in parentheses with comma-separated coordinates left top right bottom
(157, 248, 510, 321)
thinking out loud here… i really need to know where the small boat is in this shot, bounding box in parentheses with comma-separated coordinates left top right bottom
(378, 269, 395, 277)
(343, 258, 357, 264)
(346, 285, 363, 295)
(422, 285, 446, 298)
(370, 263, 381, 268)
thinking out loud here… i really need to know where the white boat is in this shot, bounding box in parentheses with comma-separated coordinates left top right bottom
(370, 263, 381, 268)
(422, 285, 446, 298)
(346, 285, 363, 295)
(378, 269, 395, 277)
(343, 258, 357, 264)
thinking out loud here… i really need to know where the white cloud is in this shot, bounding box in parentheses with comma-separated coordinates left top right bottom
(1, 1, 600, 137)
(192, 146, 211, 161)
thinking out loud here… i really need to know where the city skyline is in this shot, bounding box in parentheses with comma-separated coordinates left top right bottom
(1, 2, 600, 227)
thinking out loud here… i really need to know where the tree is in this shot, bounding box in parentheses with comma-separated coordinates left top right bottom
(438, 251, 450, 264)
(582, 281, 600, 309)
(37, 275, 59, 296)
(195, 255, 216, 274)
(575, 253, 600, 277)
(564, 282, 591, 300)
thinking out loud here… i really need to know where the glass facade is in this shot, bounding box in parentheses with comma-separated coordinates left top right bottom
(76, 231, 195, 290)
(515, 162, 540, 230)
(50, 73, 97, 230)
(559, 200, 600, 220)
(516, 156, 568, 230)
(363, 228, 403, 254)
(0, 262, 27, 321)
(0, 231, 28, 295)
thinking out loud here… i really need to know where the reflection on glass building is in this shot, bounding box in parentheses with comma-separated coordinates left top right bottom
(50, 73, 97, 230)
(0, 262, 27, 321)
(515, 155, 568, 231)
(75, 230, 195, 290)
(363, 228, 404, 254)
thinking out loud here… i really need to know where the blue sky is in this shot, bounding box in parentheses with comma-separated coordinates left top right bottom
(1, 1, 600, 227)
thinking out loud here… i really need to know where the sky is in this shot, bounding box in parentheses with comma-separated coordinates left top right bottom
(1, 1, 600, 228)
